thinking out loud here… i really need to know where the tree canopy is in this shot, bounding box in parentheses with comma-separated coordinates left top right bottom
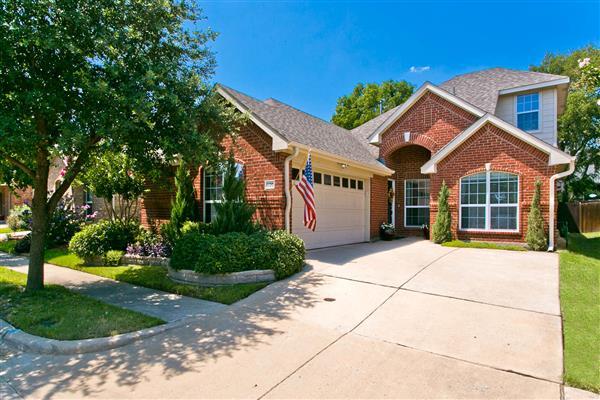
(531, 45, 600, 199)
(0, 0, 238, 290)
(331, 80, 414, 129)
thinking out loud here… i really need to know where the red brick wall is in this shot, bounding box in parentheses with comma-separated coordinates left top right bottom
(370, 175, 388, 238)
(379, 92, 478, 158)
(386, 145, 431, 237)
(221, 122, 286, 229)
(431, 124, 558, 242)
(140, 121, 286, 230)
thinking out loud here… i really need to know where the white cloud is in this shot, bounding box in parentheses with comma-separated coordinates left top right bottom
(409, 66, 431, 73)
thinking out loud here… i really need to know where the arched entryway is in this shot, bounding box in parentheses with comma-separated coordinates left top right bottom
(385, 145, 432, 237)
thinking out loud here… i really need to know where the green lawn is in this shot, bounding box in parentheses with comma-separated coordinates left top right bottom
(0, 267, 163, 340)
(44, 248, 267, 305)
(0, 240, 17, 254)
(441, 240, 526, 251)
(560, 232, 600, 393)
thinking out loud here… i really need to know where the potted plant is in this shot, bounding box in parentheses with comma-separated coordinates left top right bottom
(380, 222, 395, 241)
(422, 224, 430, 240)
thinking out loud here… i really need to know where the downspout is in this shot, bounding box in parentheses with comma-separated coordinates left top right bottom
(548, 158, 575, 251)
(284, 146, 300, 232)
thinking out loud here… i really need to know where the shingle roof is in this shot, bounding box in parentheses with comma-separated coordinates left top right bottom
(439, 68, 567, 113)
(218, 84, 385, 168)
(350, 106, 399, 156)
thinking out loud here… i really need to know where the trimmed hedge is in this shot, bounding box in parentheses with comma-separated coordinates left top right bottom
(170, 230, 305, 279)
(69, 220, 140, 258)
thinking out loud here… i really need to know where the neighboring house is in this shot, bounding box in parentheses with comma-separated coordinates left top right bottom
(0, 158, 108, 222)
(138, 68, 575, 250)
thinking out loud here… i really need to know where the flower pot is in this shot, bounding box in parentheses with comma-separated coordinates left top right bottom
(422, 226, 430, 240)
(380, 227, 395, 241)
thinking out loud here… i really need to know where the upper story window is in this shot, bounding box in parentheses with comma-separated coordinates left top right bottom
(460, 172, 519, 232)
(516, 93, 539, 132)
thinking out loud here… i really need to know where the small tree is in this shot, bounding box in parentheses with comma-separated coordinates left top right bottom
(79, 152, 146, 224)
(162, 161, 199, 244)
(432, 181, 452, 244)
(212, 159, 256, 234)
(526, 179, 547, 251)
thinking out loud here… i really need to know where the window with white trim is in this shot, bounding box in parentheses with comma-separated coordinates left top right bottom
(460, 172, 519, 231)
(203, 163, 243, 223)
(404, 179, 430, 227)
(84, 190, 94, 215)
(516, 93, 539, 131)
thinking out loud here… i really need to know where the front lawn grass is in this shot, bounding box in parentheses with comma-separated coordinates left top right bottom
(0, 267, 163, 340)
(441, 240, 526, 251)
(560, 232, 600, 393)
(44, 247, 267, 305)
(0, 240, 17, 254)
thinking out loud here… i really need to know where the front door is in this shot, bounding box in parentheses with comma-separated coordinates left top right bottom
(387, 179, 395, 227)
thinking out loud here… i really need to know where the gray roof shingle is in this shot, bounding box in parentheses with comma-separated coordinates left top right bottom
(350, 106, 399, 156)
(439, 68, 567, 113)
(219, 84, 385, 168)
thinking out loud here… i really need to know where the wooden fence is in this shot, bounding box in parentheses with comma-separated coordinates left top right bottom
(565, 200, 600, 233)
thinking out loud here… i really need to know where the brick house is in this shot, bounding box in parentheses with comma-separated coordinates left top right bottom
(140, 68, 575, 250)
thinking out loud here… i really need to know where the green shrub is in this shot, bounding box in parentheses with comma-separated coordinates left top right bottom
(526, 179, 547, 251)
(432, 181, 452, 244)
(180, 221, 213, 235)
(103, 250, 124, 266)
(170, 230, 305, 279)
(14, 234, 31, 254)
(161, 161, 199, 246)
(7, 204, 31, 231)
(69, 220, 140, 258)
(212, 159, 257, 235)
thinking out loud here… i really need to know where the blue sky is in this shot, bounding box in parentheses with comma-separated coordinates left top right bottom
(200, 1, 599, 121)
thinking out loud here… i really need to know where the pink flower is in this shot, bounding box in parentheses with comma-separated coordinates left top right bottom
(579, 58, 591, 68)
(59, 168, 66, 177)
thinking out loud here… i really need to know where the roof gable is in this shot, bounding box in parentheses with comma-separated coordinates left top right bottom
(420, 114, 573, 174)
(367, 83, 486, 144)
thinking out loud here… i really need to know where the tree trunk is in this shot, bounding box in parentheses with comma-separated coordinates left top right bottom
(25, 149, 50, 292)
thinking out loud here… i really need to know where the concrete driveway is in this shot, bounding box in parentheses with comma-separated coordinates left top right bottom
(1, 238, 563, 399)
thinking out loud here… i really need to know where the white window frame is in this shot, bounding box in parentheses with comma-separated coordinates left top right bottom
(515, 92, 541, 133)
(459, 171, 520, 233)
(404, 179, 430, 228)
(203, 163, 244, 223)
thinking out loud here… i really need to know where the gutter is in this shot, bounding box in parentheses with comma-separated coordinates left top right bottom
(548, 158, 576, 251)
(284, 146, 300, 232)
(286, 142, 393, 176)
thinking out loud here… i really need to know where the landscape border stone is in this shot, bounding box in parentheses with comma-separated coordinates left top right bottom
(0, 316, 192, 355)
(168, 267, 275, 286)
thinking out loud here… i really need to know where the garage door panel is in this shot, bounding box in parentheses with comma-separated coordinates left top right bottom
(292, 180, 367, 249)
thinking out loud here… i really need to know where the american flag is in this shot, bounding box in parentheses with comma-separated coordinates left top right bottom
(295, 153, 317, 231)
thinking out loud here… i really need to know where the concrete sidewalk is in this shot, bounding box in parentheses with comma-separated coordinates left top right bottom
(0, 252, 225, 322)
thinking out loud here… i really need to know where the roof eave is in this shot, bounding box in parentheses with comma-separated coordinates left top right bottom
(216, 84, 289, 151)
(497, 77, 570, 95)
(286, 142, 394, 176)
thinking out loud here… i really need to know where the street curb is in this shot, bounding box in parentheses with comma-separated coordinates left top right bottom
(0, 316, 192, 355)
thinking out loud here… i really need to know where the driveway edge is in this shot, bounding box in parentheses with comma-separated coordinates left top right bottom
(0, 316, 191, 355)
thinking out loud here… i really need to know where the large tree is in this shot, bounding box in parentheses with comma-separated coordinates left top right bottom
(531, 45, 600, 199)
(331, 80, 414, 129)
(0, 0, 237, 291)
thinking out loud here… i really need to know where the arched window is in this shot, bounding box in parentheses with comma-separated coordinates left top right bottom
(460, 172, 519, 231)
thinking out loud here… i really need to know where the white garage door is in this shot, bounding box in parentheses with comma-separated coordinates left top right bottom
(292, 177, 368, 249)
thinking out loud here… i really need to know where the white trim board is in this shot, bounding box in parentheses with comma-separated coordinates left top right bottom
(216, 85, 289, 151)
(420, 114, 574, 174)
(368, 82, 486, 145)
(498, 77, 570, 95)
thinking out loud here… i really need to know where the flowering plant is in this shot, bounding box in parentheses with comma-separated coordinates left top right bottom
(46, 196, 95, 246)
(126, 229, 171, 258)
(380, 222, 395, 231)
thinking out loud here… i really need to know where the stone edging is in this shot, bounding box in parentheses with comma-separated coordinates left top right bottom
(0, 317, 191, 355)
(168, 267, 275, 286)
(84, 254, 169, 267)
